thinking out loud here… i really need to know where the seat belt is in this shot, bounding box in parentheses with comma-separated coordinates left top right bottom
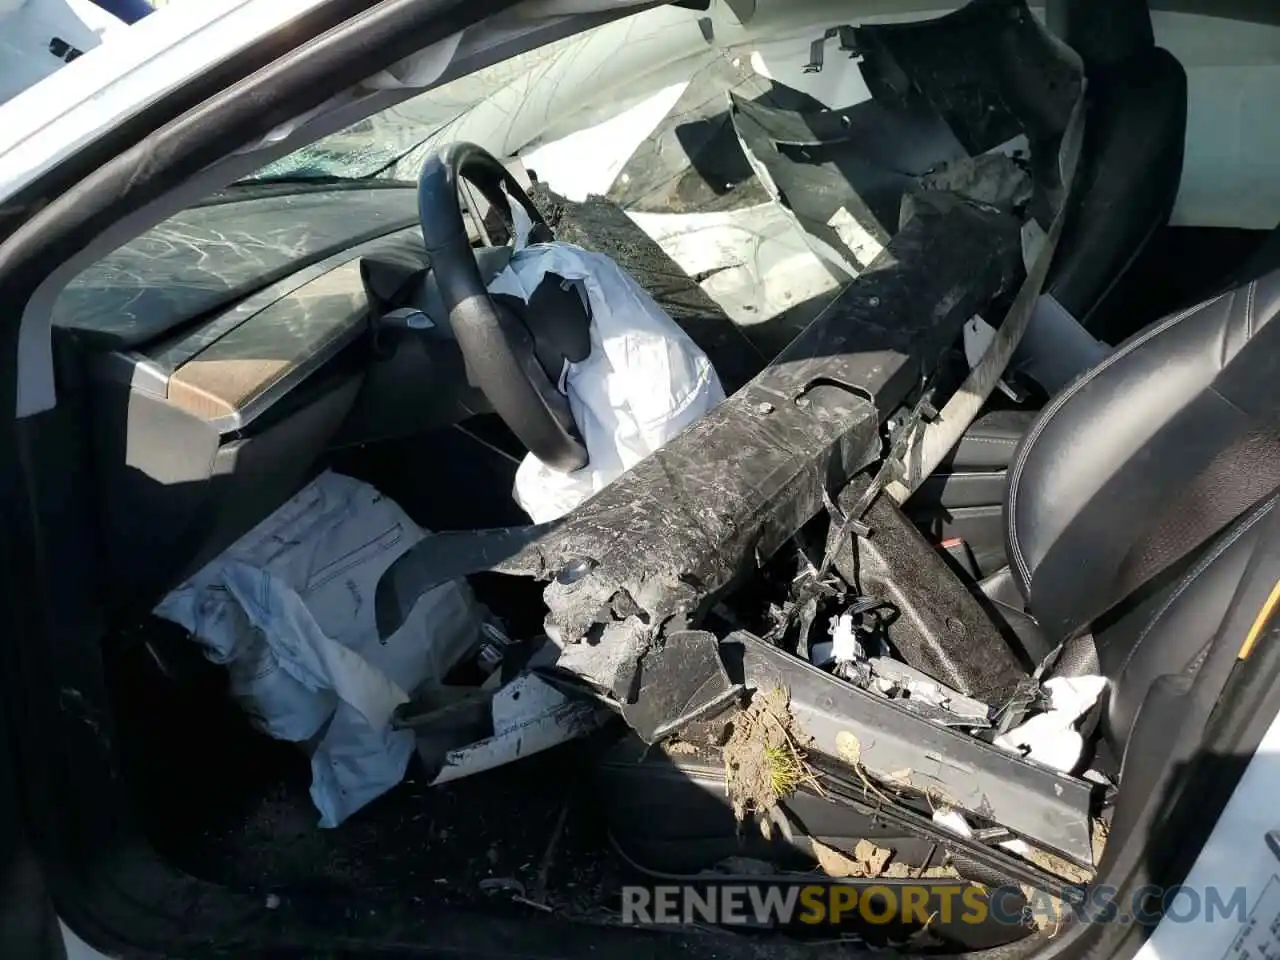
(884, 84, 1087, 503)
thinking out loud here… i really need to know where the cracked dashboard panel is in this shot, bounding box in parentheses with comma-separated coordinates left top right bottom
(53, 187, 422, 346)
(89, 225, 430, 433)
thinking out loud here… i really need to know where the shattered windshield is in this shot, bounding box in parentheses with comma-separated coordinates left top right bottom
(244, 7, 707, 184)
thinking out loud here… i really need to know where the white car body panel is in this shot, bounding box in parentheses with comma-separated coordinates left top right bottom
(0, 0, 123, 106)
(1136, 705, 1280, 960)
(0, 0, 328, 201)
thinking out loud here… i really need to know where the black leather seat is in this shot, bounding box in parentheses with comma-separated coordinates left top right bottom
(1041, 46, 1186, 339)
(910, 409, 1038, 575)
(1004, 270, 1280, 757)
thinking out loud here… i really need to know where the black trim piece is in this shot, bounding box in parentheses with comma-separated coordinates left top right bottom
(741, 633, 1096, 867)
(199, 179, 420, 206)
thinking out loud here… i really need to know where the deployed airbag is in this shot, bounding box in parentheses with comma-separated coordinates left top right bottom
(490, 242, 725, 523)
(155, 471, 481, 827)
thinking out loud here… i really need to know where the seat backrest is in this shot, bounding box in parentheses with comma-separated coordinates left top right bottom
(1004, 270, 1280, 747)
(1043, 46, 1187, 338)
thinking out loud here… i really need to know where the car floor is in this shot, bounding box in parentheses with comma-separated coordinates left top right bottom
(111, 647, 631, 916)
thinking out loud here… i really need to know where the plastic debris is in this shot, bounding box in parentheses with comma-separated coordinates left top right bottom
(932, 808, 974, 839)
(994, 675, 1108, 773)
(420, 672, 611, 785)
(866, 658, 992, 727)
(830, 611, 865, 664)
(821, 607, 992, 727)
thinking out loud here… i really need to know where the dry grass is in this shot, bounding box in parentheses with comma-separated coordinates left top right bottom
(722, 687, 822, 830)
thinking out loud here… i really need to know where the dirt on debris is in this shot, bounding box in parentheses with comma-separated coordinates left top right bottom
(1092, 817, 1110, 866)
(1022, 844, 1093, 886)
(722, 686, 819, 831)
(721, 690, 967, 884)
(811, 838, 963, 881)
(812, 839, 891, 879)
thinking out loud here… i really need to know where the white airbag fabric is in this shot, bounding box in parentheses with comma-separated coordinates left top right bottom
(491, 242, 725, 523)
(155, 471, 480, 827)
(994, 675, 1108, 774)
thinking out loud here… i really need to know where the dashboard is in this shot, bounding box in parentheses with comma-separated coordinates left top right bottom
(54, 185, 424, 346)
(66, 188, 497, 611)
(91, 227, 431, 433)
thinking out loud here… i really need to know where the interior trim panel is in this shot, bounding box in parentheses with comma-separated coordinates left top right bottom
(91, 227, 426, 433)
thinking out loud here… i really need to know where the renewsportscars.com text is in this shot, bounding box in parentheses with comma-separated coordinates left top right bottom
(621, 883, 1251, 928)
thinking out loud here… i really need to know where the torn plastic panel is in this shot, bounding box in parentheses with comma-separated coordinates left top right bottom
(869, 3, 1085, 504)
(394, 669, 614, 786)
(732, 0, 1078, 277)
(837, 490, 1031, 699)
(737, 632, 1095, 868)
(605, 56, 826, 215)
(858, 657, 994, 728)
(730, 93, 961, 273)
(856, 1, 1080, 161)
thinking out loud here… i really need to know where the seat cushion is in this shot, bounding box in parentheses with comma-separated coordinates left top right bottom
(943, 409, 1038, 471)
(909, 410, 1037, 576)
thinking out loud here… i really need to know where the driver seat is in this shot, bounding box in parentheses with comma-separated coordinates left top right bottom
(1002, 267, 1280, 760)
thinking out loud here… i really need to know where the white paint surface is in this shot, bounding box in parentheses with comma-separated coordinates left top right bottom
(1135, 706, 1280, 960)
(522, 81, 688, 201)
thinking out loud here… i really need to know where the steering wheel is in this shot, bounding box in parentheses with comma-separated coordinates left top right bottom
(417, 141, 590, 472)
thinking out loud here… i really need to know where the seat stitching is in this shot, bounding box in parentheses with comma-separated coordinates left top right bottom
(1007, 291, 1233, 586)
(964, 437, 1018, 444)
(1114, 494, 1277, 682)
(1246, 279, 1257, 339)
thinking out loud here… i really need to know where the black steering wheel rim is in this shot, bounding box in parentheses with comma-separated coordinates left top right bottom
(417, 141, 589, 473)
